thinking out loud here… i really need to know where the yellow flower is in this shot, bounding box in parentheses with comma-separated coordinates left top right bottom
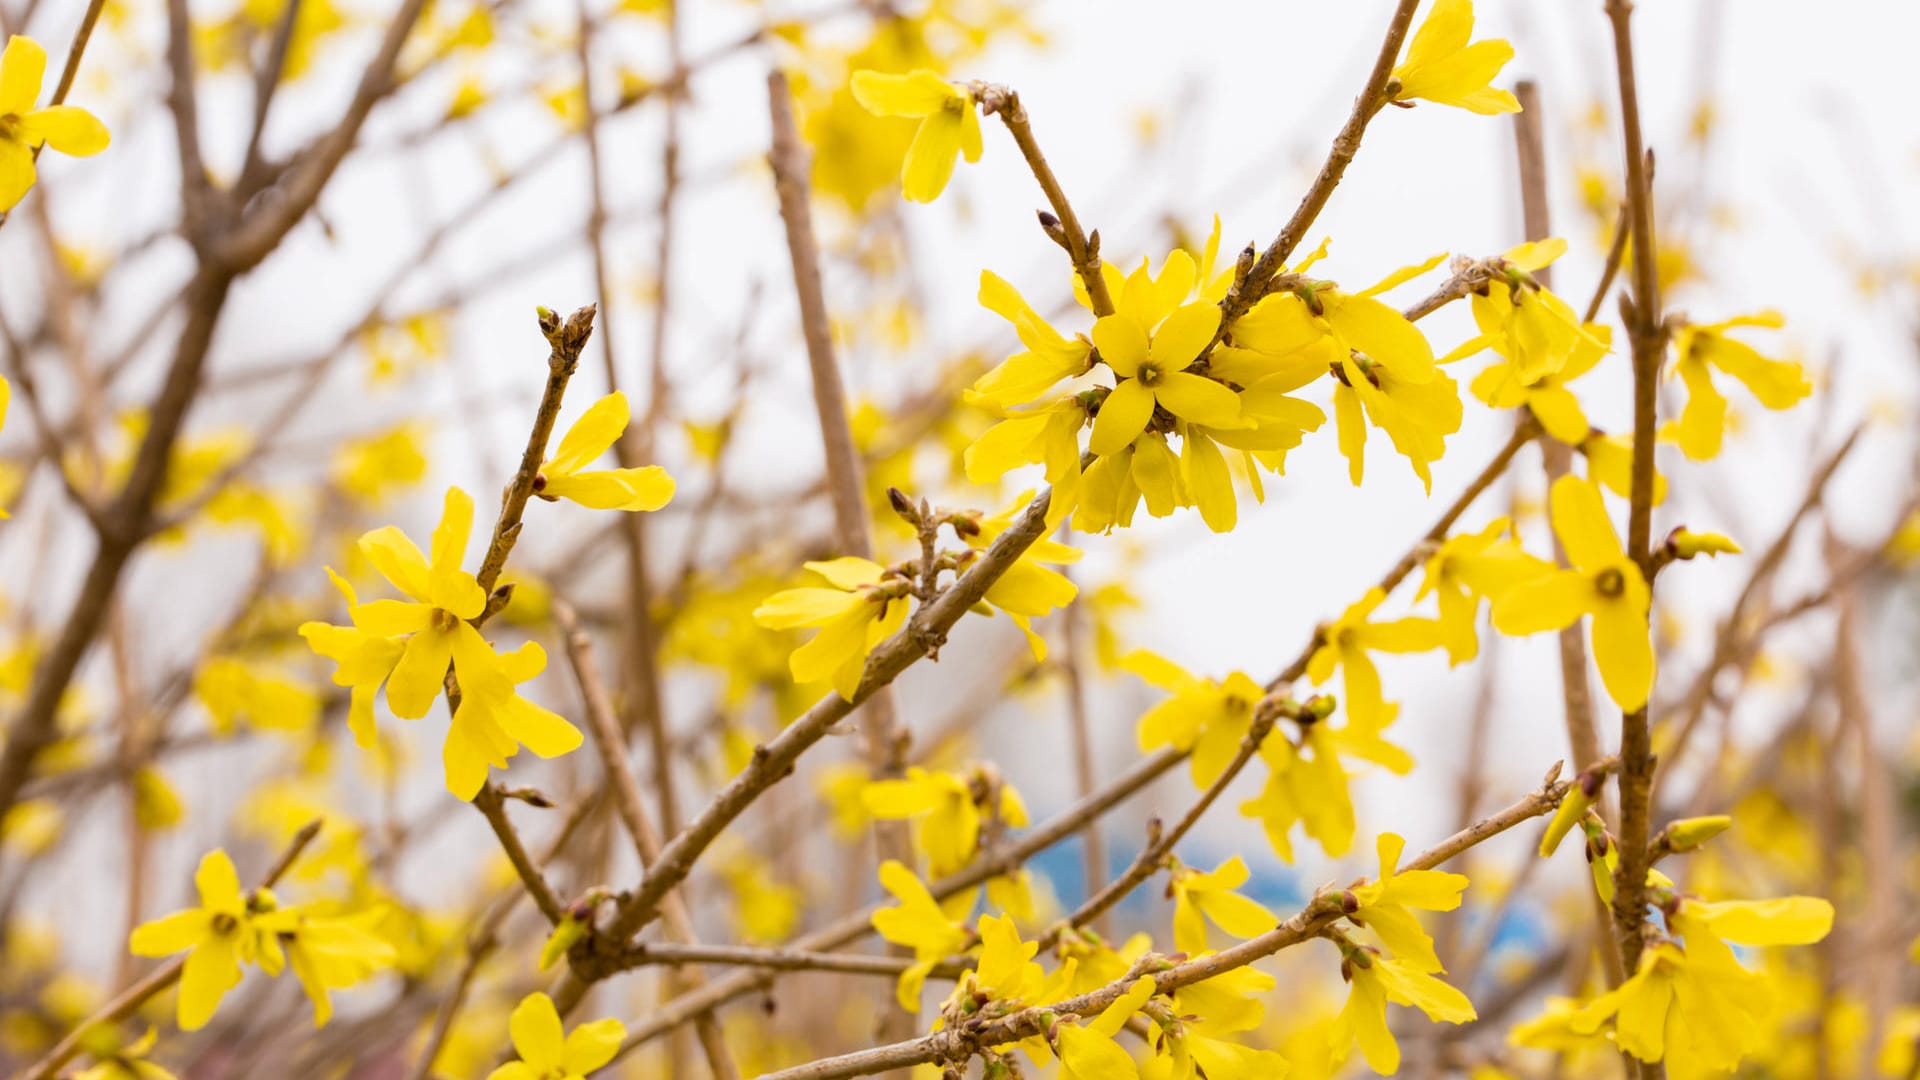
(1671, 311, 1812, 461)
(720, 851, 803, 943)
(332, 424, 429, 506)
(1347, 833, 1468, 973)
(969, 271, 1093, 409)
(968, 492, 1081, 659)
(1567, 938, 1769, 1076)
(965, 396, 1088, 523)
(861, 765, 1012, 879)
(1454, 241, 1605, 382)
(849, 69, 982, 203)
(1057, 976, 1157, 1080)
(0, 35, 110, 212)
(1580, 429, 1666, 505)
(1229, 259, 1452, 488)
(752, 557, 911, 700)
(1467, 323, 1609, 446)
(1086, 253, 1243, 458)
(487, 992, 625, 1080)
(1241, 720, 1411, 863)
(1121, 650, 1262, 790)
(128, 850, 283, 1031)
(1330, 948, 1476, 1074)
(333, 486, 503, 720)
(1306, 587, 1444, 732)
(73, 1028, 177, 1080)
(194, 656, 322, 736)
(870, 860, 970, 1009)
(1492, 475, 1654, 710)
(299, 569, 405, 747)
(252, 907, 395, 1027)
(1416, 518, 1553, 665)
(536, 391, 676, 511)
(441, 639, 583, 800)
(1388, 0, 1520, 114)
(1169, 857, 1278, 955)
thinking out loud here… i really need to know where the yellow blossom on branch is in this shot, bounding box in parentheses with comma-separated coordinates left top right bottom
(849, 69, 982, 203)
(0, 35, 110, 212)
(1493, 475, 1657, 710)
(752, 557, 911, 700)
(535, 391, 676, 511)
(1388, 0, 1520, 114)
(487, 992, 625, 1080)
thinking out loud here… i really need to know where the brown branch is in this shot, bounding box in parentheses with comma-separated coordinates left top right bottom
(982, 88, 1114, 317)
(472, 785, 567, 925)
(1214, 0, 1423, 336)
(552, 599, 740, 1080)
(754, 775, 1569, 1080)
(1604, 0, 1667, 1001)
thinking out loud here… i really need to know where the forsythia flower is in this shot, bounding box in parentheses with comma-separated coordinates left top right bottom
(73, 1029, 176, 1080)
(128, 850, 281, 1030)
(440, 638, 583, 800)
(488, 992, 625, 1080)
(1493, 475, 1656, 710)
(1330, 947, 1477, 1074)
(1670, 311, 1812, 461)
(969, 271, 1093, 409)
(1122, 650, 1264, 789)
(1388, 0, 1520, 114)
(1087, 255, 1241, 456)
(252, 908, 395, 1026)
(1169, 857, 1278, 955)
(535, 391, 676, 511)
(332, 424, 430, 506)
(861, 765, 1027, 879)
(1416, 518, 1553, 665)
(870, 860, 970, 1009)
(752, 557, 910, 700)
(1454, 241, 1602, 382)
(968, 492, 1081, 659)
(194, 656, 322, 736)
(1467, 323, 1609, 446)
(1228, 254, 1454, 488)
(309, 487, 496, 720)
(1306, 587, 1443, 731)
(1346, 833, 1468, 973)
(849, 69, 981, 203)
(0, 35, 111, 212)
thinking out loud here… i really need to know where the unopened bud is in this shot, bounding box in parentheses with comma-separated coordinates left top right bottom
(1668, 528, 1741, 560)
(539, 915, 587, 971)
(1663, 814, 1732, 853)
(887, 487, 917, 522)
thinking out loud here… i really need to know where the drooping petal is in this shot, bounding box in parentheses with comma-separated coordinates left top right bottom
(0, 137, 34, 212)
(18, 105, 109, 156)
(1088, 378, 1156, 456)
(129, 910, 211, 957)
(544, 392, 630, 478)
(358, 525, 433, 603)
(1590, 596, 1655, 712)
(507, 992, 568, 1072)
(900, 107, 963, 203)
(1548, 475, 1623, 571)
(177, 933, 243, 1031)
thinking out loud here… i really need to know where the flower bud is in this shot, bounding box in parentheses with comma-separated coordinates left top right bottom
(1663, 814, 1732, 853)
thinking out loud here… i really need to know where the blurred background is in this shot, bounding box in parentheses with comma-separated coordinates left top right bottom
(0, 0, 1916, 1075)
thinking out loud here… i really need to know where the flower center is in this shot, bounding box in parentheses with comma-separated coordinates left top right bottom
(1135, 362, 1164, 387)
(211, 912, 240, 934)
(1594, 566, 1625, 598)
(434, 607, 461, 631)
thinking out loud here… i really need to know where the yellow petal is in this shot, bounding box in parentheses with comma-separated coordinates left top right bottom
(1088, 378, 1155, 456)
(849, 69, 954, 118)
(18, 105, 108, 156)
(544, 391, 630, 477)
(1548, 475, 1623, 571)
(0, 36, 46, 116)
